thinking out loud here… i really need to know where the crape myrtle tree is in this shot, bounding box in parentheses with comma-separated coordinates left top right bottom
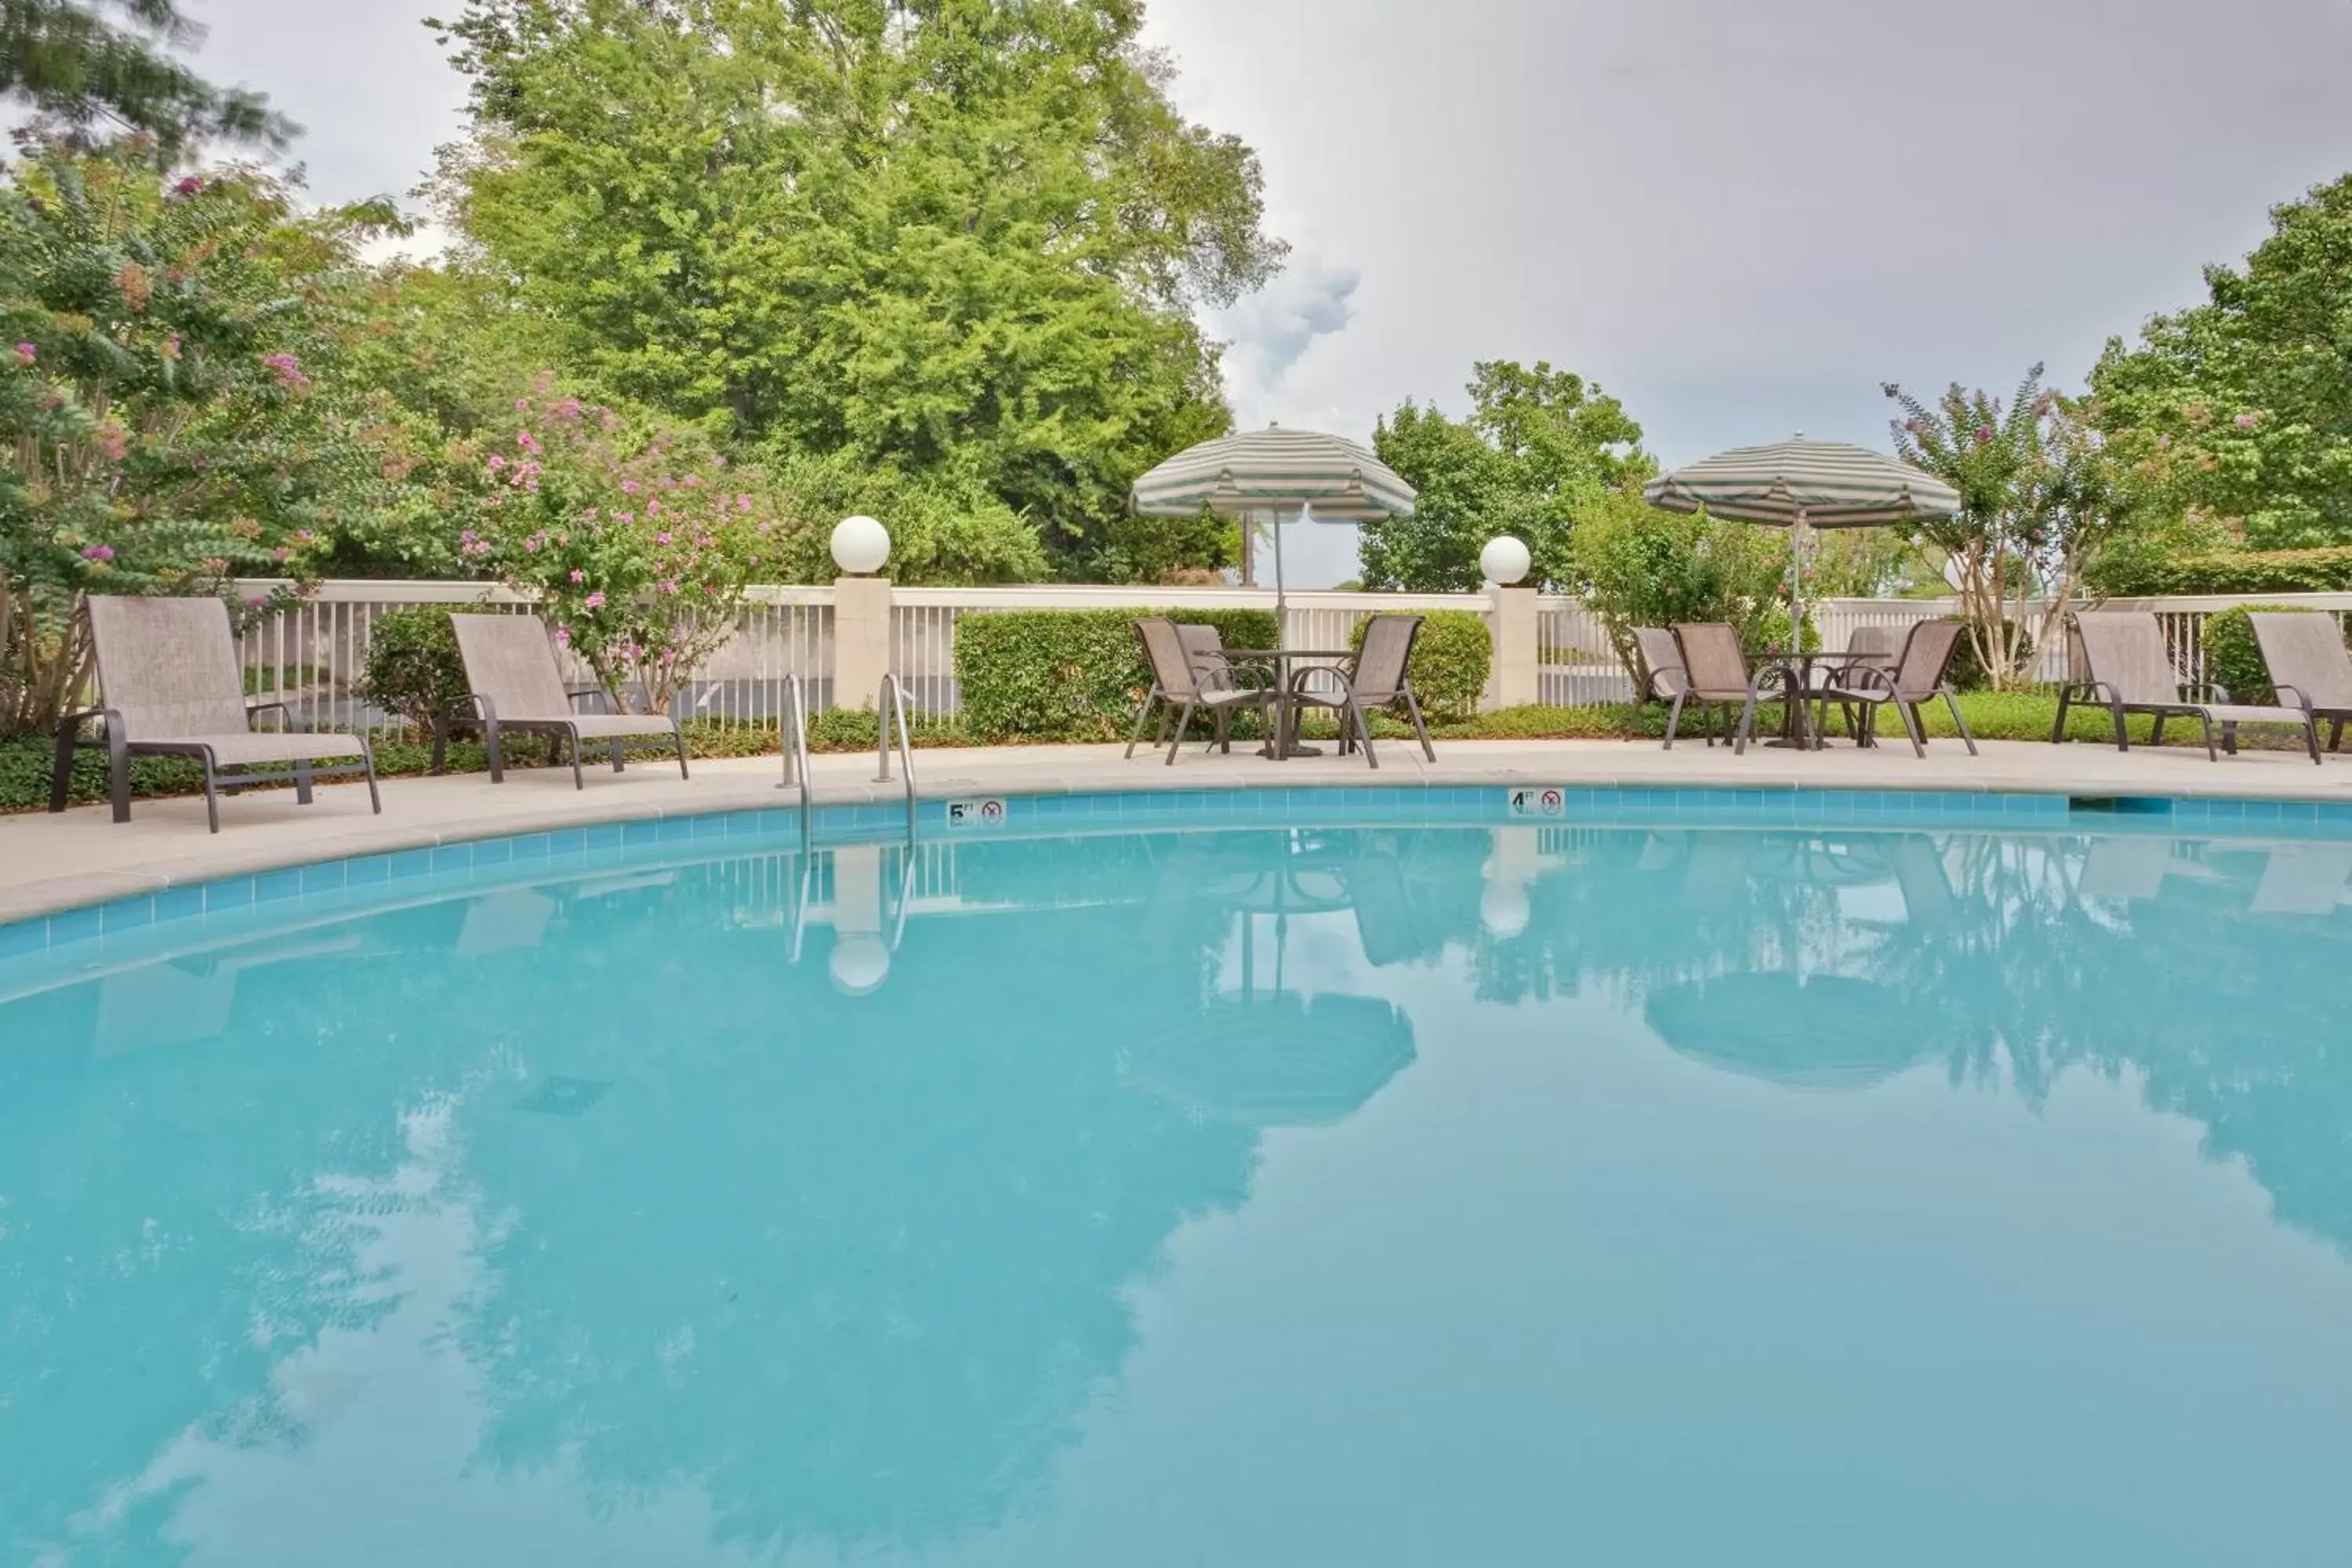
(424, 0, 1287, 578)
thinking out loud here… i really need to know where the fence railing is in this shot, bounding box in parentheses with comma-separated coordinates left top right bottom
(225, 581, 2352, 735)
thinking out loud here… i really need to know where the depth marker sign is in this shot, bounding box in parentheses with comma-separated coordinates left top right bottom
(1505, 787, 1566, 819)
(946, 797, 1008, 829)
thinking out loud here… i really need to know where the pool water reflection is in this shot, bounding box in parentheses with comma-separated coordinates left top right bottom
(4, 823, 2352, 1566)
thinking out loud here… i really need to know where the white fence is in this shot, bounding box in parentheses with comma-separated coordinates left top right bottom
(227, 580, 2352, 735)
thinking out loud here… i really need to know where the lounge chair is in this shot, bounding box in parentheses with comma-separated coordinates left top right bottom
(1634, 626, 1708, 748)
(2055, 611, 2320, 763)
(1125, 616, 1276, 764)
(1809, 619, 1976, 757)
(55, 595, 380, 833)
(1287, 613, 1436, 769)
(1670, 623, 1776, 754)
(448, 613, 689, 787)
(2248, 612, 2352, 752)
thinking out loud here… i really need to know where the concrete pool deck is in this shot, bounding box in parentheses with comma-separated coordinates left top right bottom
(8, 735, 2352, 924)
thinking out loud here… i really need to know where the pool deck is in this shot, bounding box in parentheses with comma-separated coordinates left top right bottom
(6, 735, 2352, 924)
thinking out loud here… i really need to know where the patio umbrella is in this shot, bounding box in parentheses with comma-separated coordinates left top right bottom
(1129, 426, 1416, 636)
(1644, 970, 1941, 1090)
(1642, 435, 1959, 645)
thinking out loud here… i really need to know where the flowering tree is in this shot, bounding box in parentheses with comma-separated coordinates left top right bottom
(1882, 366, 2135, 691)
(466, 386, 775, 715)
(0, 132, 378, 736)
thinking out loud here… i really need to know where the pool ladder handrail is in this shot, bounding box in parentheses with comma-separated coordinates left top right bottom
(875, 672, 917, 836)
(775, 672, 813, 826)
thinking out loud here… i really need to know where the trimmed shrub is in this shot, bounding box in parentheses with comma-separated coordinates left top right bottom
(2092, 545, 2352, 597)
(1351, 608, 1491, 722)
(357, 606, 468, 730)
(2201, 604, 2308, 700)
(955, 608, 1281, 741)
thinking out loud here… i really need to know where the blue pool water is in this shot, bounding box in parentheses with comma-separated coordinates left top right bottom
(5, 809, 2352, 1566)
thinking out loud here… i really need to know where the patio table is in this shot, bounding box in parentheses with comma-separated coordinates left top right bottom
(1222, 648, 1358, 760)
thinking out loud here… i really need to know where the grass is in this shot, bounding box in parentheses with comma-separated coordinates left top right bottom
(3, 691, 2330, 815)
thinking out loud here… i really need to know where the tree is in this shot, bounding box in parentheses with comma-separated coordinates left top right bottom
(423, 0, 1283, 571)
(1566, 484, 1791, 679)
(0, 0, 295, 153)
(1882, 366, 2137, 691)
(1361, 360, 1646, 591)
(0, 135, 387, 736)
(2090, 172, 2352, 550)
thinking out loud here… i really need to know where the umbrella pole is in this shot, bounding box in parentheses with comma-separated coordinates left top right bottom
(1273, 506, 1288, 650)
(1791, 509, 1808, 653)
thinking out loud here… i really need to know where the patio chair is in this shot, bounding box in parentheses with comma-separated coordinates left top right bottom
(60, 595, 381, 833)
(1634, 626, 1706, 749)
(2249, 612, 2352, 752)
(1124, 616, 1276, 764)
(1809, 619, 1976, 757)
(1287, 613, 1436, 770)
(2054, 611, 2320, 764)
(1670, 623, 1776, 755)
(448, 613, 689, 787)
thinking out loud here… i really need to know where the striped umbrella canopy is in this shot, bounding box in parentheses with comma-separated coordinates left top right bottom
(1131, 426, 1414, 630)
(1643, 434, 1959, 644)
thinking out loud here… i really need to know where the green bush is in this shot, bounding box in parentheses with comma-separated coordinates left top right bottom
(1351, 608, 1490, 722)
(2091, 545, 2352, 596)
(2201, 604, 2307, 700)
(357, 606, 469, 731)
(954, 608, 1281, 741)
(1942, 619, 2028, 692)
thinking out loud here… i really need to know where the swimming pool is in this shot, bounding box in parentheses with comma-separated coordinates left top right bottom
(5, 796, 2351, 1565)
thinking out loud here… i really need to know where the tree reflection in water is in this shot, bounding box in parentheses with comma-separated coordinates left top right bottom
(3, 820, 2349, 1562)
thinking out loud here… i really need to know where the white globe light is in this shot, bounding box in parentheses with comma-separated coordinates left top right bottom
(1479, 880, 1530, 939)
(1480, 535, 1532, 586)
(829, 933, 892, 996)
(830, 514, 891, 575)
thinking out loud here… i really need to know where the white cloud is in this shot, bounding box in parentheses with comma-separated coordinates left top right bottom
(1208, 259, 1362, 431)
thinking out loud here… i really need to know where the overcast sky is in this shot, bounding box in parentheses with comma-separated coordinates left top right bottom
(176, 0, 2352, 584)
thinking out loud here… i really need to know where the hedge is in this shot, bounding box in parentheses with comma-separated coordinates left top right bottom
(954, 608, 1280, 741)
(2094, 546, 2352, 597)
(357, 604, 470, 731)
(2201, 604, 2315, 701)
(1350, 608, 1490, 722)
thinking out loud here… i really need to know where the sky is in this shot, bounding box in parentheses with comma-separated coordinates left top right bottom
(172, 0, 2352, 586)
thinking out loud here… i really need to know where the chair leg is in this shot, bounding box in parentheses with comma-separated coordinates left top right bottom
(430, 710, 448, 775)
(294, 759, 314, 805)
(2304, 715, 2324, 764)
(49, 714, 79, 815)
(1125, 688, 1162, 760)
(2052, 685, 2073, 744)
(673, 720, 690, 780)
(200, 752, 221, 834)
(2150, 713, 2165, 747)
(1352, 702, 1379, 769)
(1896, 701, 1926, 758)
(485, 720, 506, 782)
(107, 718, 132, 824)
(2111, 703, 2129, 753)
(2332, 717, 2346, 753)
(1163, 702, 1196, 766)
(1733, 695, 1759, 756)
(1662, 692, 1685, 750)
(609, 738, 626, 772)
(2200, 712, 2218, 762)
(362, 740, 382, 815)
(1943, 688, 1977, 755)
(1401, 686, 1436, 761)
(568, 728, 586, 789)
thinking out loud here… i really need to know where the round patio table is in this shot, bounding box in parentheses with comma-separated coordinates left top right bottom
(1752, 652, 1836, 750)
(1222, 648, 1358, 760)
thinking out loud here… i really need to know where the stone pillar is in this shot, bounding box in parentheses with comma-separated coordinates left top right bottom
(831, 575, 894, 711)
(1486, 584, 1539, 711)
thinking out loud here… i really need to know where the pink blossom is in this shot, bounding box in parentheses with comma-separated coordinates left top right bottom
(585, 590, 606, 609)
(516, 430, 540, 454)
(2234, 412, 2260, 430)
(581, 508, 598, 523)
(524, 537, 540, 553)
(646, 499, 661, 516)
(552, 397, 583, 422)
(13, 342, 36, 366)
(488, 454, 506, 472)
(622, 479, 641, 495)
(554, 626, 571, 646)
(270, 546, 291, 564)
(655, 531, 674, 546)
(615, 512, 633, 525)
(2157, 434, 2172, 451)
(81, 543, 115, 561)
(568, 568, 586, 584)
(736, 495, 753, 511)
(515, 397, 531, 412)
(261, 353, 309, 390)
(173, 176, 202, 196)
(684, 474, 703, 488)
(94, 423, 128, 461)
(1974, 426, 1994, 445)
(659, 579, 680, 596)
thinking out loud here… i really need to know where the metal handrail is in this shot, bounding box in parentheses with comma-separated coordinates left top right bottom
(775, 670, 812, 803)
(875, 672, 917, 835)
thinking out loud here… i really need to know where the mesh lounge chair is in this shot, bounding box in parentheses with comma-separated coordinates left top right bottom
(1670, 623, 1776, 755)
(1125, 616, 1276, 764)
(2249, 612, 2352, 753)
(448, 613, 689, 787)
(1809, 619, 1976, 757)
(59, 595, 380, 833)
(2056, 610, 2320, 764)
(1634, 626, 1708, 749)
(1288, 613, 1436, 769)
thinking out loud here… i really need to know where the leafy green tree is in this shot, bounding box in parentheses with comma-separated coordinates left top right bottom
(0, 0, 295, 152)
(0, 135, 393, 736)
(1361, 360, 1646, 590)
(2092, 173, 2352, 550)
(423, 0, 1282, 571)
(1567, 484, 1791, 678)
(1882, 366, 2139, 691)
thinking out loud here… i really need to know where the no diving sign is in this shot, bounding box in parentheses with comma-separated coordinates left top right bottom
(946, 797, 1008, 829)
(1506, 787, 1566, 819)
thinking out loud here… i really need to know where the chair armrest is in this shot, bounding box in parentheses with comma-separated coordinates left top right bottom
(567, 686, 615, 713)
(2267, 684, 2314, 713)
(47, 706, 106, 814)
(245, 699, 296, 732)
(1290, 665, 1355, 702)
(2180, 681, 2230, 705)
(1824, 666, 1899, 699)
(1642, 662, 1688, 700)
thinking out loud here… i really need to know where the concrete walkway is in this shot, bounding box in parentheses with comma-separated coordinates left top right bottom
(6, 735, 2352, 923)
